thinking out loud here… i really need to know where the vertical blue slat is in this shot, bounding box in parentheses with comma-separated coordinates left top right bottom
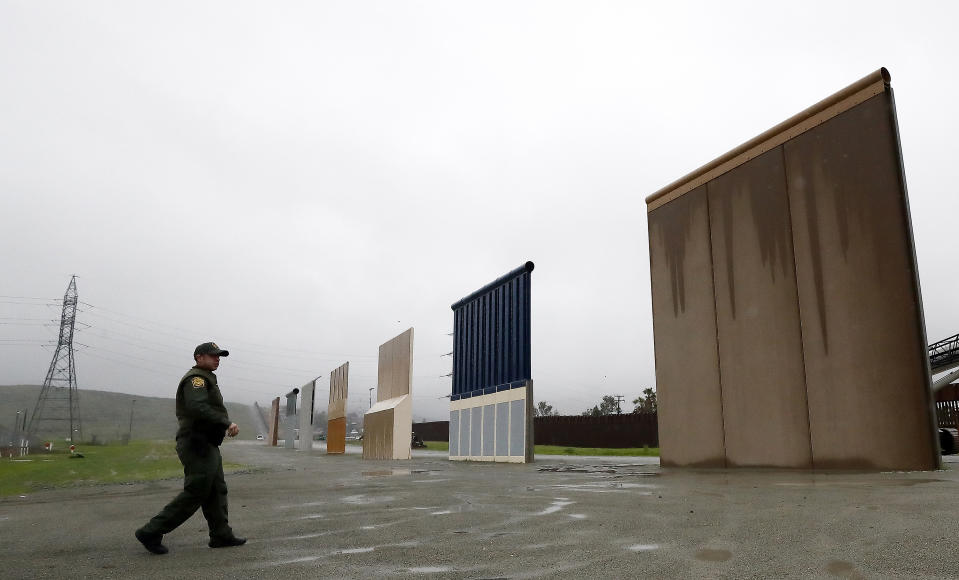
(516, 275, 526, 380)
(452, 310, 460, 395)
(509, 278, 517, 382)
(524, 272, 531, 379)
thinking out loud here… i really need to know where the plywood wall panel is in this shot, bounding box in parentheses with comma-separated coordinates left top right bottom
(648, 185, 725, 467)
(707, 149, 812, 468)
(784, 93, 937, 470)
(327, 417, 346, 454)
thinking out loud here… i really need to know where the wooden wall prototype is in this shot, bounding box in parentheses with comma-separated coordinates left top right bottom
(647, 79, 938, 470)
(363, 328, 414, 460)
(328, 362, 349, 454)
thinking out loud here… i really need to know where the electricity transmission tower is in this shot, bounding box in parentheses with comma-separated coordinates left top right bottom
(27, 276, 82, 442)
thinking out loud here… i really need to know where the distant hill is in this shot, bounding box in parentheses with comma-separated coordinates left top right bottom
(0, 385, 256, 444)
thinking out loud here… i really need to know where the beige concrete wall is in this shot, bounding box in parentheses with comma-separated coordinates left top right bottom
(363, 408, 395, 460)
(707, 149, 812, 468)
(648, 186, 726, 467)
(648, 89, 937, 470)
(784, 93, 937, 470)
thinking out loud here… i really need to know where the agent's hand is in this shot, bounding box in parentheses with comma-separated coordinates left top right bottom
(227, 423, 239, 437)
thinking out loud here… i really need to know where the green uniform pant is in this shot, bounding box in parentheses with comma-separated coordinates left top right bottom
(140, 438, 233, 540)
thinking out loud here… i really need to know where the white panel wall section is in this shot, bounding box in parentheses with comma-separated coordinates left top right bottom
(449, 382, 532, 463)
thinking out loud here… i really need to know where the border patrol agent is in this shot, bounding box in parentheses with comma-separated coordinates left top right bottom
(135, 342, 246, 554)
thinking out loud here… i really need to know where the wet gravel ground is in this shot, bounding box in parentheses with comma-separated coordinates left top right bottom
(3, 441, 959, 579)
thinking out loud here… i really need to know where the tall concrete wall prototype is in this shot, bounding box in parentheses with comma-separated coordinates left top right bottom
(363, 329, 413, 460)
(328, 362, 349, 454)
(646, 68, 939, 471)
(297, 381, 315, 452)
(267, 397, 280, 447)
(450, 262, 534, 463)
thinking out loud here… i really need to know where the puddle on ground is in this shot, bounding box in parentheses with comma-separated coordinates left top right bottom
(362, 469, 411, 477)
(628, 544, 660, 552)
(535, 500, 575, 516)
(776, 478, 943, 488)
(278, 500, 325, 509)
(695, 548, 732, 562)
(341, 494, 395, 505)
(552, 482, 656, 493)
(263, 530, 336, 542)
(538, 464, 660, 475)
(268, 555, 325, 565)
(411, 566, 452, 573)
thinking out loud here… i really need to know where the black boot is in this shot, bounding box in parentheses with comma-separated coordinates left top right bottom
(135, 529, 169, 555)
(209, 536, 246, 548)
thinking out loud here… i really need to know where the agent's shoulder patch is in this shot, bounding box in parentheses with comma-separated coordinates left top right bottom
(191, 377, 206, 388)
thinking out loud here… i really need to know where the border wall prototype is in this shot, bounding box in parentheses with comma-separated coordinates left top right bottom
(363, 329, 413, 460)
(450, 262, 534, 463)
(297, 380, 315, 452)
(328, 362, 349, 454)
(267, 396, 280, 446)
(646, 68, 939, 470)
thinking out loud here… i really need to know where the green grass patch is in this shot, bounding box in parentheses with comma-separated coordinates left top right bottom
(533, 445, 659, 457)
(423, 441, 658, 457)
(0, 440, 244, 497)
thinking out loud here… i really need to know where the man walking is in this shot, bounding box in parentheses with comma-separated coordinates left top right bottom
(135, 342, 246, 554)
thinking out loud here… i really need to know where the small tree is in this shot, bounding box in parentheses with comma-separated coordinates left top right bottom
(535, 401, 558, 417)
(632, 387, 657, 413)
(582, 395, 619, 416)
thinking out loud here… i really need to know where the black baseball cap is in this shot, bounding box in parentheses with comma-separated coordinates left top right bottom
(194, 342, 230, 357)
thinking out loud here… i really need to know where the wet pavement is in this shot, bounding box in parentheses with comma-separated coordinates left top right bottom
(3, 441, 959, 578)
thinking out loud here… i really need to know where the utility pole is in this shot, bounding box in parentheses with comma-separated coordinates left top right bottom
(126, 399, 136, 444)
(614, 395, 625, 414)
(368, 387, 374, 409)
(28, 276, 82, 442)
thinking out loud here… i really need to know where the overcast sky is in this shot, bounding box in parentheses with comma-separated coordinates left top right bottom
(2, 1, 957, 421)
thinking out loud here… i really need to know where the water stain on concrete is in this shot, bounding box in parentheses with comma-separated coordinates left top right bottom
(695, 548, 732, 562)
(826, 560, 864, 579)
(338, 547, 374, 554)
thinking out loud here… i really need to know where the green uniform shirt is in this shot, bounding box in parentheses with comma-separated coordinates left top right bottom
(175, 366, 231, 440)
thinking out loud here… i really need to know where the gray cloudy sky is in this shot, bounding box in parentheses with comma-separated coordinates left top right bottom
(2, 1, 957, 421)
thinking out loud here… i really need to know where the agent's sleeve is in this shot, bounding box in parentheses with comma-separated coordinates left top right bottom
(181, 376, 231, 428)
